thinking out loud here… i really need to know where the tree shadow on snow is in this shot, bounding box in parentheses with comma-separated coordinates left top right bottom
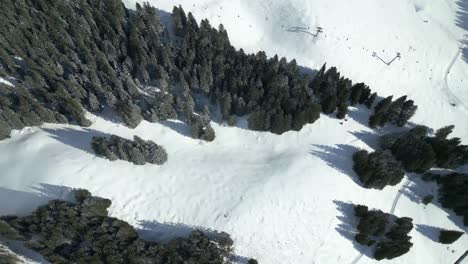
(310, 144, 364, 187)
(347, 105, 373, 127)
(0, 184, 74, 217)
(137, 220, 251, 263)
(348, 130, 380, 149)
(456, 0, 468, 63)
(43, 127, 112, 155)
(400, 173, 435, 205)
(402, 174, 468, 232)
(158, 120, 193, 138)
(415, 224, 441, 243)
(334, 200, 374, 259)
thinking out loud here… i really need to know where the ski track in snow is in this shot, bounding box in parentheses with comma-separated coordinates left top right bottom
(443, 46, 468, 113)
(350, 253, 364, 264)
(390, 179, 411, 214)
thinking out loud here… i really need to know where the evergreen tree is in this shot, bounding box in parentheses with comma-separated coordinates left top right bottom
(352, 150, 405, 189)
(439, 230, 464, 244)
(365, 92, 377, 109)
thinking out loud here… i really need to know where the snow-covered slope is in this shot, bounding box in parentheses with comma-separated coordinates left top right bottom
(1, 0, 467, 263)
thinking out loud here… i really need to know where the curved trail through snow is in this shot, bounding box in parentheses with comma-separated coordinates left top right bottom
(349, 179, 411, 264)
(443, 46, 468, 113)
(390, 179, 411, 214)
(350, 252, 364, 264)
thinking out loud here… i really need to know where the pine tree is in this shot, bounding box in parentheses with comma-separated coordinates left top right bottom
(435, 125, 455, 139)
(365, 92, 377, 108)
(350, 83, 365, 106)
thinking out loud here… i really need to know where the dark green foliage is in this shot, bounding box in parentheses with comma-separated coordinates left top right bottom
(390, 135, 436, 173)
(425, 127, 468, 169)
(365, 92, 377, 109)
(173, 7, 326, 134)
(435, 173, 468, 226)
(91, 135, 168, 165)
(435, 125, 455, 139)
(0, 83, 61, 140)
(374, 239, 413, 260)
(1, 190, 236, 264)
(439, 230, 464, 244)
(381, 126, 436, 173)
(335, 77, 352, 119)
(381, 125, 468, 172)
(355, 233, 371, 245)
(248, 258, 259, 264)
(189, 114, 216, 141)
(356, 208, 389, 237)
(0, 0, 417, 140)
(422, 195, 434, 205)
(311, 65, 339, 114)
(0, 0, 177, 133)
(352, 150, 405, 189)
(349, 83, 366, 106)
(369, 96, 416, 128)
(73, 189, 92, 204)
(353, 205, 413, 261)
(0, 219, 24, 241)
(354, 205, 369, 217)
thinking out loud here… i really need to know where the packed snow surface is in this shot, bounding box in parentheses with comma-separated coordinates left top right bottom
(1, 0, 468, 263)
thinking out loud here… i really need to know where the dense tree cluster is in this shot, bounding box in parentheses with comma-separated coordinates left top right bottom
(91, 135, 168, 165)
(173, 6, 392, 133)
(424, 172, 468, 226)
(0, 189, 239, 263)
(380, 125, 468, 173)
(0, 83, 65, 140)
(0, 0, 181, 138)
(369, 95, 417, 128)
(438, 230, 464, 244)
(0, 0, 417, 142)
(353, 205, 413, 260)
(374, 217, 414, 260)
(352, 150, 405, 189)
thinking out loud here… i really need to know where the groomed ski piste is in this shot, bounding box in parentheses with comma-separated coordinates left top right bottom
(1, 0, 467, 263)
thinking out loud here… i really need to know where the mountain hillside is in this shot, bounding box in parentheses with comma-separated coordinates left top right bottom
(1, 0, 467, 263)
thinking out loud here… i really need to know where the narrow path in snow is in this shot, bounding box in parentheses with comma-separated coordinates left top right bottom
(389, 179, 411, 214)
(350, 252, 364, 264)
(443, 46, 468, 112)
(349, 178, 411, 264)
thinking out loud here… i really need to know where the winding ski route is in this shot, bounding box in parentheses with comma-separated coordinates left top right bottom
(349, 178, 411, 264)
(350, 252, 364, 264)
(443, 46, 468, 112)
(390, 179, 411, 214)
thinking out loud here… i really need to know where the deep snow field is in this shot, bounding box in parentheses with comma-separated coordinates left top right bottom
(1, 0, 468, 263)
